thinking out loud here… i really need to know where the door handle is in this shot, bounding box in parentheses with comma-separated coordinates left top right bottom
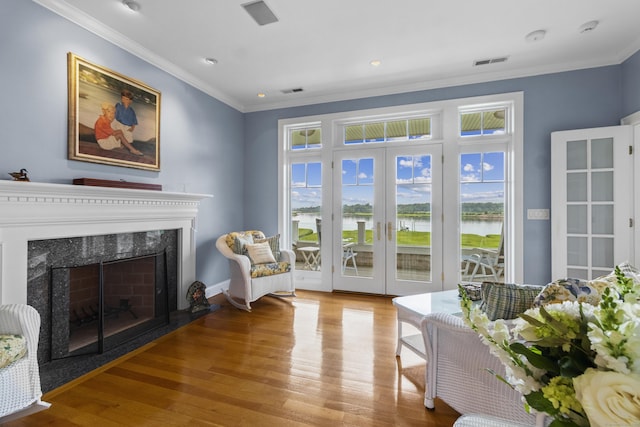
(388, 221, 393, 241)
(377, 222, 381, 240)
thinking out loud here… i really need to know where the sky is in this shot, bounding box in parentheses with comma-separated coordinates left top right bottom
(291, 151, 505, 210)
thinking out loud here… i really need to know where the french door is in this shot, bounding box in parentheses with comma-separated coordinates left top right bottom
(332, 145, 443, 295)
(551, 125, 633, 279)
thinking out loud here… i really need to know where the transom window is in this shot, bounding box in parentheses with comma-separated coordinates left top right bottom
(344, 117, 431, 144)
(291, 126, 322, 150)
(460, 108, 506, 136)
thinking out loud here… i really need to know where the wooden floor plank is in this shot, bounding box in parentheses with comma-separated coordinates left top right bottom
(7, 290, 460, 426)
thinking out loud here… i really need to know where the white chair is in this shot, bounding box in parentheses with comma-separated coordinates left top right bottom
(464, 225, 504, 281)
(0, 304, 51, 423)
(314, 219, 358, 274)
(216, 231, 296, 311)
(420, 312, 542, 426)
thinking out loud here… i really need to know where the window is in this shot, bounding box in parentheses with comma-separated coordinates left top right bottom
(291, 162, 322, 249)
(291, 126, 321, 150)
(279, 93, 523, 292)
(344, 117, 431, 144)
(460, 108, 506, 136)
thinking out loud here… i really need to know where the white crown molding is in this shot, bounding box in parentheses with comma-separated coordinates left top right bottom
(32, 0, 640, 114)
(243, 56, 625, 113)
(32, 0, 244, 112)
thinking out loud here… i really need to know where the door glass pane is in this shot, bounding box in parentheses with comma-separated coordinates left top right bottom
(567, 172, 587, 202)
(568, 236, 588, 266)
(342, 158, 373, 277)
(291, 162, 322, 271)
(567, 205, 587, 234)
(396, 155, 431, 282)
(567, 140, 587, 170)
(567, 268, 589, 280)
(591, 138, 613, 169)
(591, 171, 613, 202)
(460, 152, 505, 283)
(591, 205, 613, 234)
(592, 237, 613, 267)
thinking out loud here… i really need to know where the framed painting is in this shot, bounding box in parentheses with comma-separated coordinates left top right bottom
(68, 52, 161, 171)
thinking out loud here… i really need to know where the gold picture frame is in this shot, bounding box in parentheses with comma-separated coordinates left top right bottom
(68, 53, 161, 171)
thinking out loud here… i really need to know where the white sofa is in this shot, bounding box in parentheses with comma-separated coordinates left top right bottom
(216, 231, 296, 311)
(0, 304, 50, 423)
(420, 312, 542, 426)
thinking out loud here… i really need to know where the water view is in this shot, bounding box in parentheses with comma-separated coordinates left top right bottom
(293, 213, 502, 237)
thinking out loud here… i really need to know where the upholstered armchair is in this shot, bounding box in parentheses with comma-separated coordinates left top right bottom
(216, 230, 296, 311)
(420, 312, 543, 426)
(0, 304, 51, 423)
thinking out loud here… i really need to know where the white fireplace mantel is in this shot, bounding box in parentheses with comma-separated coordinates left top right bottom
(0, 180, 212, 308)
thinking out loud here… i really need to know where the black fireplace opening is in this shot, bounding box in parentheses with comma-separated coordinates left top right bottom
(50, 251, 169, 360)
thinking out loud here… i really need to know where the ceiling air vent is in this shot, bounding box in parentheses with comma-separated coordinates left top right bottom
(473, 56, 509, 66)
(281, 88, 304, 94)
(242, 1, 278, 26)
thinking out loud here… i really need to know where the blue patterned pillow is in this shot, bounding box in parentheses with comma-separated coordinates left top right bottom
(233, 234, 254, 255)
(481, 282, 544, 320)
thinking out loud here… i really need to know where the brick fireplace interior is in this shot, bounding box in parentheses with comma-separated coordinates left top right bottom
(28, 230, 178, 365)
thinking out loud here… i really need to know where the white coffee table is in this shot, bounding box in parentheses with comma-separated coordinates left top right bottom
(392, 289, 461, 359)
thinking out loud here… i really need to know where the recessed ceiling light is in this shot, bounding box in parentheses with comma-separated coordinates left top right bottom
(122, 0, 140, 12)
(204, 57, 218, 65)
(257, 92, 266, 98)
(370, 59, 382, 67)
(525, 29, 546, 42)
(579, 20, 599, 33)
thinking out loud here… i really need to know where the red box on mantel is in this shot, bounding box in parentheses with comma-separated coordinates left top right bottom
(72, 178, 162, 191)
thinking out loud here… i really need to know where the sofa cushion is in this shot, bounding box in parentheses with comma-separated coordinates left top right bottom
(250, 261, 291, 278)
(0, 334, 27, 369)
(480, 282, 544, 320)
(245, 241, 277, 264)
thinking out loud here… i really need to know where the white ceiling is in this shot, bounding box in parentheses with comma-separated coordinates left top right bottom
(35, 0, 640, 113)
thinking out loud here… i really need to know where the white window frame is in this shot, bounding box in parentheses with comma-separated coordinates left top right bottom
(278, 92, 524, 291)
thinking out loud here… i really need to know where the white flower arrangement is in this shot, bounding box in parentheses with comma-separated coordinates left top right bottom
(459, 266, 640, 427)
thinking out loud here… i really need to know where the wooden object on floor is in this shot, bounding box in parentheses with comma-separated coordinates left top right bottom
(8, 290, 460, 426)
(72, 178, 162, 191)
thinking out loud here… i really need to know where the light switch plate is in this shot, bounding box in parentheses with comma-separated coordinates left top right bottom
(527, 209, 549, 220)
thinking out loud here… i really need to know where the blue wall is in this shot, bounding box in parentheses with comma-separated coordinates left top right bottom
(0, 0, 244, 288)
(3, 1, 640, 287)
(245, 67, 633, 286)
(622, 49, 640, 117)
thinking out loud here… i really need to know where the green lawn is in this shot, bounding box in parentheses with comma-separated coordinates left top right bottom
(297, 229, 501, 249)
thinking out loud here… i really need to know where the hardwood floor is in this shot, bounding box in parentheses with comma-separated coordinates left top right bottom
(7, 291, 460, 426)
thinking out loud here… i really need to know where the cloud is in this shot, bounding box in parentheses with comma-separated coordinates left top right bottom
(483, 162, 494, 172)
(463, 163, 475, 172)
(358, 172, 368, 179)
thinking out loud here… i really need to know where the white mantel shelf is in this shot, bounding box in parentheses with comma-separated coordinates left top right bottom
(0, 180, 212, 307)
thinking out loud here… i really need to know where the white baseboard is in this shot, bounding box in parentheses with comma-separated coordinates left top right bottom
(205, 279, 228, 299)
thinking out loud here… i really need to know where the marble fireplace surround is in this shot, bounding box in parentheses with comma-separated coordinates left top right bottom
(0, 180, 211, 309)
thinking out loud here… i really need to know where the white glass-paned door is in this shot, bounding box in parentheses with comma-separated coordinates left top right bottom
(387, 145, 442, 295)
(551, 126, 633, 279)
(332, 146, 442, 295)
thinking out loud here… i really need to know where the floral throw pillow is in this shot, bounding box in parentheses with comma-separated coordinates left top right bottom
(0, 334, 27, 369)
(533, 277, 608, 307)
